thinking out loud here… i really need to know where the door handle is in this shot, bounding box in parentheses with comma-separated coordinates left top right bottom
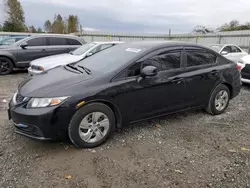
(41, 49, 46, 52)
(171, 77, 184, 84)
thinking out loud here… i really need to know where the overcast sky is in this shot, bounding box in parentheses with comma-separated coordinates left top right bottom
(1, 0, 250, 33)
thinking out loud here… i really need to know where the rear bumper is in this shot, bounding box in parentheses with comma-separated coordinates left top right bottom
(241, 78, 250, 84)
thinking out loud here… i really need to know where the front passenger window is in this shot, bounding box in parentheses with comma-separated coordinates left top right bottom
(127, 62, 141, 77)
(143, 51, 181, 71)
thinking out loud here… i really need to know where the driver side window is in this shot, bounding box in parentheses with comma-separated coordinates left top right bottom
(126, 51, 181, 78)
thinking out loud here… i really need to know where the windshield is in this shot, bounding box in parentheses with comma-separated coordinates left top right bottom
(208, 45, 223, 52)
(0, 38, 18, 45)
(71, 43, 96, 55)
(75, 44, 146, 74)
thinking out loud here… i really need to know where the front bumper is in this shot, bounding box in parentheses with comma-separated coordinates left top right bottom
(241, 78, 250, 84)
(28, 67, 43, 76)
(8, 100, 76, 140)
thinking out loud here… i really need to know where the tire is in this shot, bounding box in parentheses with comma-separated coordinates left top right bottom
(0, 57, 14, 75)
(68, 103, 115, 148)
(205, 84, 230, 115)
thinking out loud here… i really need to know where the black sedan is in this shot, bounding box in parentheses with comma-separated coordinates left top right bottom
(8, 41, 241, 148)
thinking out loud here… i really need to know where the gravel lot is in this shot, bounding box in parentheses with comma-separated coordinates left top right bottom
(1, 71, 250, 188)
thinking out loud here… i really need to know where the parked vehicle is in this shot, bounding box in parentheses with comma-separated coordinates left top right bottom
(237, 55, 250, 84)
(208, 44, 248, 62)
(0, 34, 85, 75)
(0, 35, 29, 46)
(28, 41, 124, 75)
(8, 41, 241, 148)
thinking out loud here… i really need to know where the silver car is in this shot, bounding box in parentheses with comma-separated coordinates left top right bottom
(208, 44, 248, 62)
(28, 41, 124, 75)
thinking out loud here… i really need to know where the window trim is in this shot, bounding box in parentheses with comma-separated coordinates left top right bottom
(183, 48, 219, 69)
(112, 47, 184, 81)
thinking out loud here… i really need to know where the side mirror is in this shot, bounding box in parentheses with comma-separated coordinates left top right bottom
(140, 66, 158, 78)
(86, 52, 93, 57)
(221, 51, 228, 55)
(20, 41, 28, 49)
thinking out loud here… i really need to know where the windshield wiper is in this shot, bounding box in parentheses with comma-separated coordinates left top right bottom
(65, 64, 83, 74)
(77, 65, 92, 75)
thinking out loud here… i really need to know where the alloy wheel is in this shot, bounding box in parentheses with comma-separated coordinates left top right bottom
(215, 90, 229, 111)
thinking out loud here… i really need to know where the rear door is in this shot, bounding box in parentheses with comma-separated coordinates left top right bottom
(182, 48, 220, 108)
(46, 37, 69, 56)
(17, 37, 49, 66)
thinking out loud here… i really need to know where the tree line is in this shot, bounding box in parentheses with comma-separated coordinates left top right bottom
(0, 0, 80, 34)
(193, 20, 250, 34)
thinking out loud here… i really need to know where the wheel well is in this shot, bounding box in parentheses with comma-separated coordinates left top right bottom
(0, 56, 15, 67)
(85, 100, 123, 129)
(222, 83, 233, 98)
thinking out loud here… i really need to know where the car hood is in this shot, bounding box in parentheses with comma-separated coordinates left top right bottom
(19, 66, 93, 97)
(30, 53, 84, 68)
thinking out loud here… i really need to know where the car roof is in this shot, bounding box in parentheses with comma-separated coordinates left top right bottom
(112, 41, 206, 51)
(92, 41, 124, 44)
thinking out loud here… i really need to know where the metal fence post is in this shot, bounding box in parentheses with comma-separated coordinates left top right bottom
(248, 41, 250, 54)
(218, 35, 222, 44)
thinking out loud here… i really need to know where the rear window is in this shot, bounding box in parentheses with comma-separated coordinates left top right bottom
(187, 51, 217, 67)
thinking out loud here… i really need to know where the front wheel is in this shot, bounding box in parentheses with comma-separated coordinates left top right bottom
(205, 84, 230, 115)
(68, 103, 115, 148)
(0, 57, 13, 75)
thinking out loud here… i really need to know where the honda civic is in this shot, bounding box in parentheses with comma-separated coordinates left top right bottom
(8, 41, 241, 148)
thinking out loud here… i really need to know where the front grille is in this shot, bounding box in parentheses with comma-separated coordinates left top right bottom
(16, 93, 24, 103)
(13, 92, 28, 105)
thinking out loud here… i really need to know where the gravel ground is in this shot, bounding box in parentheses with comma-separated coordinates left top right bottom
(1, 71, 250, 188)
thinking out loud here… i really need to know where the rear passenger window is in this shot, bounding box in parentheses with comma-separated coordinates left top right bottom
(27, 37, 47, 46)
(231, 46, 242, 53)
(187, 51, 217, 67)
(67, 38, 81, 45)
(143, 51, 181, 71)
(49, 37, 67, 45)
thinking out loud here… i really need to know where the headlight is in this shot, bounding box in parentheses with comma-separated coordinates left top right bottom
(26, 96, 69, 108)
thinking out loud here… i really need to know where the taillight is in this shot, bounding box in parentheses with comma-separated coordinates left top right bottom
(236, 64, 242, 71)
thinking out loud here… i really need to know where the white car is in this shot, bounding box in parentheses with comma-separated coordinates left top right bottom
(28, 41, 124, 75)
(208, 44, 248, 62)
(237, 55, 250, 84)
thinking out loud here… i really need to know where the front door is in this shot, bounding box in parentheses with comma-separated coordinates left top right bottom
(183, 48, 220, 108)
(17, 37, 48, 66)
(113, 48, 188, 122)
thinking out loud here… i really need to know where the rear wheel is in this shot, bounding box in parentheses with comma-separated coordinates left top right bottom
(68, 103, 115, 148)
(0, 57, 13, 75)
(205, 84, 230, 115)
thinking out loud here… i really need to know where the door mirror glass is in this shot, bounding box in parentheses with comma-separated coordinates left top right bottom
(221, 51, 228, 55)
(20, 41, 28, 49)
(141, 66, 158, 78)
